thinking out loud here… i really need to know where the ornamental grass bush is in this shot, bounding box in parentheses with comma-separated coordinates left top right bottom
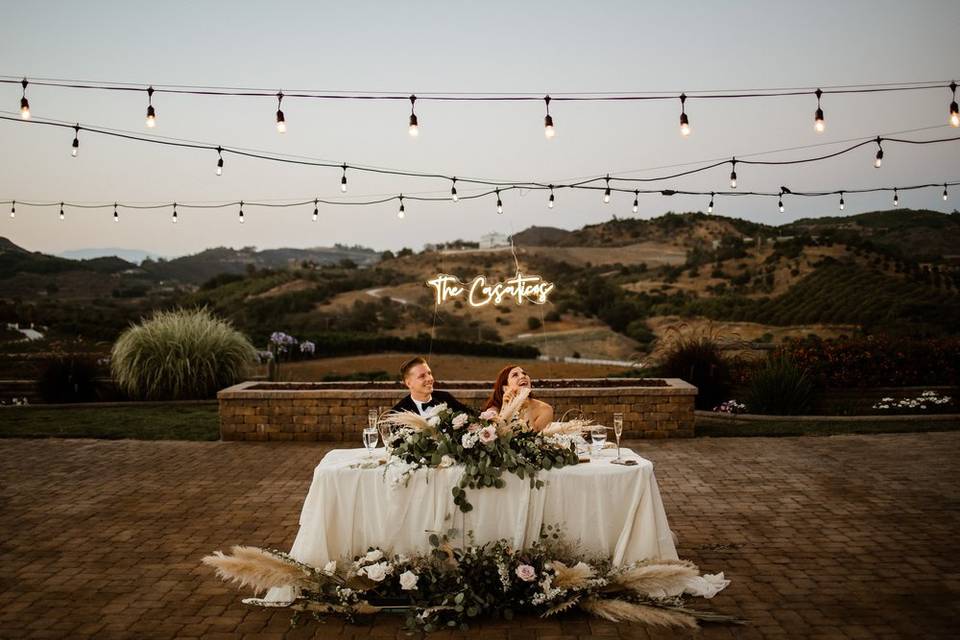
(746, 353, 814, 415)
(659, 330, 731, 410)
(111, 308, 257, 400)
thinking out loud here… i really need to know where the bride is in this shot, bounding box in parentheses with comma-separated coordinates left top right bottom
(482, 365, 554, 431)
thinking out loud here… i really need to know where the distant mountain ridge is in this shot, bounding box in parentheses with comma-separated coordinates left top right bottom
(58, 248, 161, 264)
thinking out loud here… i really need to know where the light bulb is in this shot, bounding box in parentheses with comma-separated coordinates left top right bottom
(729, 159, 737, 189)
(398, 196, 405, 219)
(548, 193, 554, 208)
(950, 83, 959, 127)
(874, 139, 883, 168)
(239, 202, 245, 224)
(19, 79, 29, 119)
(340, 166, 348, 193)
(813, 89, 824, 133)
(543, 96, 555, 138)
(9, 203, 14, 219)
(496, 189, 503, 214)
(707, 197, 714, 214)
(275, 92, 286, 133)
(71, 138, 79, 157)
(778, 198, 784, 213)
(603, 177, 611, 204)
(408, 113, 419, 137)
(839, 194, 845, 210)
(679, 114, 690, 137)
(146, 105, 156, 128)
(451, 179, 458, 202)
(943, 185, 949, 201)
(59, 203, 64, 220)
(172, 205, 178, 224)
(113, 204, 119, 223)
(312, 202, 319, 221)
(216, 159, 223, 176)
(632, 192, 639, 214)
(893, 190, 899, 207)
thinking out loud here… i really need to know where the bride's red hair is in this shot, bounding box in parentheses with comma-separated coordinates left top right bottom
(482, 364, 535, 411)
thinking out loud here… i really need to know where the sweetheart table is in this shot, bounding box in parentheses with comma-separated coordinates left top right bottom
(263, 446, 677, 602)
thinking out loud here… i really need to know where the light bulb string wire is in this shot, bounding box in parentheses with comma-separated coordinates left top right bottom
(4, 181, 958, 213)
(0, 75, 955, 101)
(4, 113, 960, 190)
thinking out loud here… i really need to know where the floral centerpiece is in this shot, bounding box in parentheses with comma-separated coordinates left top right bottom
(381, 388, 582, 512)
(204, 526, 737, 631)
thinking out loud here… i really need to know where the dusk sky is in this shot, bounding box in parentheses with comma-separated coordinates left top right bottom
(1, 0, 958, 258)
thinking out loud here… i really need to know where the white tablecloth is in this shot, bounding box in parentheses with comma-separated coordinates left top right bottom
(265, 447, 677, 602)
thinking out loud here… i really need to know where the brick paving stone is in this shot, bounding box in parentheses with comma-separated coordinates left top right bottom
(1, 433, 958, 639)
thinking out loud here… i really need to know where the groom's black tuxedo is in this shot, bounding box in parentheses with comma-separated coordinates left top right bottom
(391, 389, 473, 416)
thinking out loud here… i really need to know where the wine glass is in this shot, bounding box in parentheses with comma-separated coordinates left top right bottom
(613, 412, 624, 463)
(363, 409, 379, 458)
(590, 425, 607, 456)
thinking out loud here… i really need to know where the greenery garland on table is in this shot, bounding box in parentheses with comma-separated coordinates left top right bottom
(380, 391, 581, 513)
(203, 526, 739, 631)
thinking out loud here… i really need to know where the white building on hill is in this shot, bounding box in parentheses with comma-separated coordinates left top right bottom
(479, 232, 509, 249)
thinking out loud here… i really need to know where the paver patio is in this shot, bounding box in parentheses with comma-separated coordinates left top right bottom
(0, 433, 957, 639)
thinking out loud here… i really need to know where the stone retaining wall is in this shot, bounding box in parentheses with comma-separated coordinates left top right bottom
(217, 379, 697, 441)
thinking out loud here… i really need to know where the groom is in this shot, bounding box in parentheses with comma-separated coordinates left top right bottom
(392, 356, 473, 415)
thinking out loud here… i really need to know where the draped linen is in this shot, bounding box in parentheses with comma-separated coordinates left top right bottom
(263, 447, 677, 603)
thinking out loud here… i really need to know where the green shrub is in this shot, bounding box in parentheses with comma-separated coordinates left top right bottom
(111, 308, 257, 400)
(660, 334, 730, 410)
(37, 357, 101, 403)
(746, 353, 814, 415)
(527, 317, 542, 330)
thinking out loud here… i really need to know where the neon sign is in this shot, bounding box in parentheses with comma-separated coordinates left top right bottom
(426, 272, 556, 307)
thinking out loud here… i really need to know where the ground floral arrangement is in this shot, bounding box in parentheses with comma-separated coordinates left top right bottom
(380, 389, 581, 512)
(872, 390, 953, 412)
(203, 526, 738, 631)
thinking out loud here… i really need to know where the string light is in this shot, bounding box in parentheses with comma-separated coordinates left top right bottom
(603, 175, 611, 203)
(548, 185, 555, 209)
(950, 82, 959, 127)
(239, 201, 245, 223)
(19, 79, 29, 119)
(496, 188, 503, 214)
(679, 93, 690, 137)
(59, 202, 64, 220)
(450, 177, 458, 202)
(275, 92, 286, 133)
(944, 184, 949, 201)
(145, 86, 156, 128)
(814, 88, 825, 133)
(340, 164, 348, 193)
(632, 190, 639, 214)
(71, 124, 79, 157)
(408, 95, 419, 137)
(778, 190, 785, 213)
(893, 188, 899, 207)
(874, 138, 884, 168)
(397, 195, 405, 219)
(729, 158, 738, 189)
(216, 146, 223, 176)
(171, 202, 178, 224)
(9, 201, 14, 219)
(839, 192, 845, 210)
(113, 202, 119, 223)
(543, 95, 555, 139)
(707, 193, 714, 213)
(312, 199, 318, 221)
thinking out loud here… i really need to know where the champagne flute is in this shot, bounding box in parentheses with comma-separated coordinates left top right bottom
(613, 412, 624, 463)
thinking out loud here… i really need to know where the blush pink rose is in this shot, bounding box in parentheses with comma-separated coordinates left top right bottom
(479, 408, 498, 421)
(478, 425, 497, 444)
(515, 564, 536, 582)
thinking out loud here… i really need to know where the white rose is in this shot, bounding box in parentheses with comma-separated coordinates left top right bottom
(364, 549, 384, 563)
(438, 454, 455, 468)
(399, 570, 419, 590)
(362, 561, 389, 582)
(427, 416, 441, 427)
(461, 433, 476, 449)
(323, 560, 337, 576)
